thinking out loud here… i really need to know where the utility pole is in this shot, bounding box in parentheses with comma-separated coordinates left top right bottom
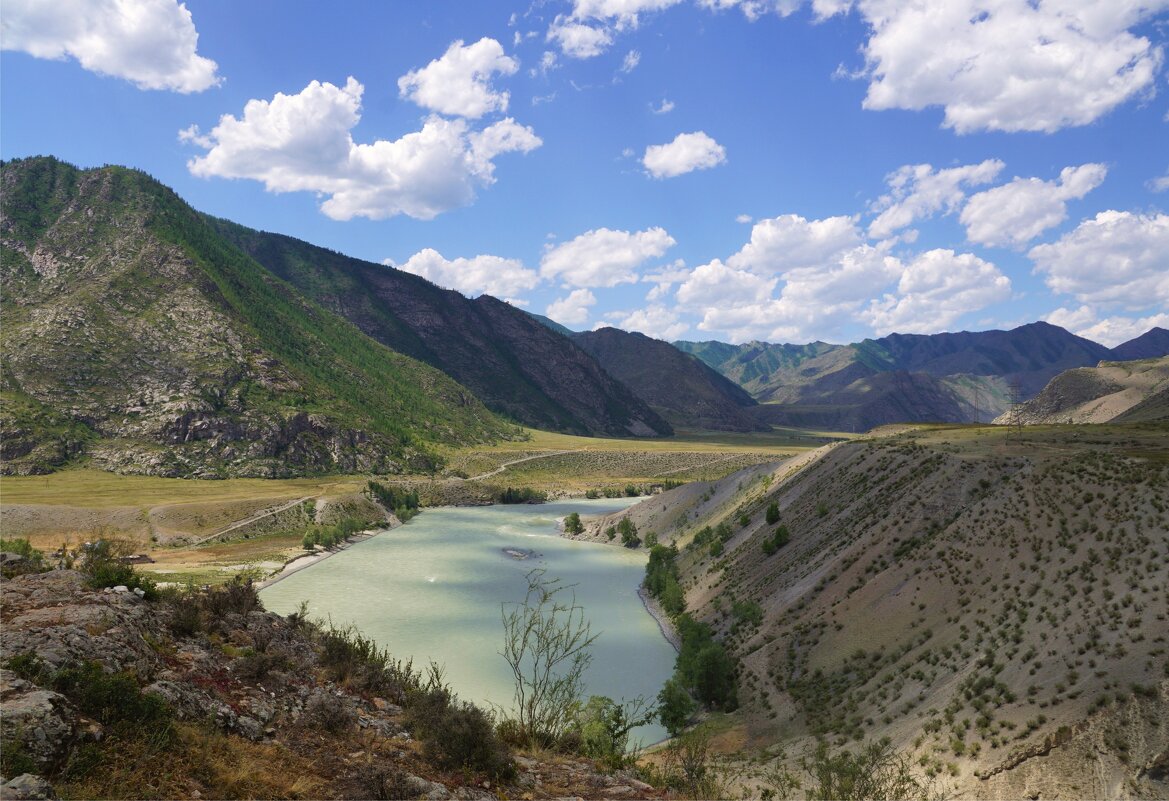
(1006, 381, 1024, 439)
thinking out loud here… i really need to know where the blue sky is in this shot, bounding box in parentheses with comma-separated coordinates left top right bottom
(2, 0, 1167, 346)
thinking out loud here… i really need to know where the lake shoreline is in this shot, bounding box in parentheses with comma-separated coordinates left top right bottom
(255, 526, 389, 590)
(555, 507, 682, 654)
(638, 584, 681, 653)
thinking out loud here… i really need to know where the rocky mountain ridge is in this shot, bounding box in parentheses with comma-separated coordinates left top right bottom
(212, 220, 672, 439)
(571, 327, 767, 432)
(677, 324, 1169, 432)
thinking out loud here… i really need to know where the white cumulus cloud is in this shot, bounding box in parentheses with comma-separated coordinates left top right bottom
(1029, 210, 1169, 310)
(603, 304, 689, 340)
(868, 160, 1004, 239)
(728, 213, 863, 273)
(397, 38, 518, 119)
(393, 248, 539, 298)
(1045, 306, 1169, 348)
(184, 77, 541, 221)
(697, 0, 802, 20)
(676, 259, 777, 310)
(650, 98, 675, 114)
(830, 0, 1169, 134)
(541, 227, 676, 287)
(961, 163, 1108, 248)
(546, 289, 597, 326)
(1148, 168, 1169, 193)
(547, 17, 614, 58)
(643, 131, 727, 178)
(864, 249, 1011, 335)
(571, 0, 684, 26)
(0, 0, 220, 92)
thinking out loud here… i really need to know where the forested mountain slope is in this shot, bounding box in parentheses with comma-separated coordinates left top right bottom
(0, 157, 513, 477)
(213, 220, 672, 439)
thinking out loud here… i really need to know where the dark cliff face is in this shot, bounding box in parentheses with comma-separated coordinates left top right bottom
(0, 157, 511, 476)
(572, 327, 767, 432)
(214, 222, 672, 438)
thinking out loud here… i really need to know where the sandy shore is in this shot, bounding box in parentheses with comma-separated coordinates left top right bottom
(255, 527, 387, 590)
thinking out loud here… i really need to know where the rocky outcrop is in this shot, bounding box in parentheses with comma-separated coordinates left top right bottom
(0, 671, 82, 772)
(0, 569, 666, 800)
(994, 357, 1169, 425)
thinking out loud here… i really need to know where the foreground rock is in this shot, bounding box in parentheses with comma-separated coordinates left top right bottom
(0, 570, 664, 800)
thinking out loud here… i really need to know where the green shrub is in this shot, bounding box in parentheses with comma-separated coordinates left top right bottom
(0, 538, 47, 576)
(564, 512, 584, 535)
(303, 692, 356, 733)
(78, 540, 157, 598)
(201, 574, 259, 622)
(619, 517, 640, 548)
(406, 666, 513, 779)
(0, 738, 38, 777)
(765, 503, 780, 525)
(572, 695, 655, 768)
(763, 525, 791, 556)
(495, 486, 547, 504)
(51, 661, 172, 735)
(316, 622, 420, 700)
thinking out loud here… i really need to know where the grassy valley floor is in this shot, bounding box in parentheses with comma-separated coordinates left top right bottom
(0, 427, 833, 586)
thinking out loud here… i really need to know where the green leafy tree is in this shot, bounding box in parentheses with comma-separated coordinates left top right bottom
(765, 502, 780, 525)
(657, 677, 697, 735)
(563, 512, 584, 535)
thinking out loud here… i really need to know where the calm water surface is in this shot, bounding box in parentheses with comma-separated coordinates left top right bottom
(260, 498, 674, 746)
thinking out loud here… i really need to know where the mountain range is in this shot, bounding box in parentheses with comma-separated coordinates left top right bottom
(0, 157, 667, 477)
(571, 327, 767, 432)
(676, 323, 1167, 431)
(3, 156, 1166, 478)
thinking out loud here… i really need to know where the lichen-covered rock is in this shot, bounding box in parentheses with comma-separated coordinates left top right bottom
(1, 773, 58, 800)
(0, 670, 77, 771)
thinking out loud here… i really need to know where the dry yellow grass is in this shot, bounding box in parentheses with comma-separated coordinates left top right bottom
(451, 426, 849, 455)
(0, 469, 363, 508)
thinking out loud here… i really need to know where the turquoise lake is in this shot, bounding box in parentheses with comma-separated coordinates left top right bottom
(259, 498, 675, 747)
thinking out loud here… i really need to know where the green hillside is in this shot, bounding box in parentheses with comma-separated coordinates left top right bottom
(0, 157, 515, 477)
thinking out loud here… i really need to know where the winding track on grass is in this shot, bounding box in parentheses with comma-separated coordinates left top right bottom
(467, 449, 585, 481)
(181, 495, 317, 549)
